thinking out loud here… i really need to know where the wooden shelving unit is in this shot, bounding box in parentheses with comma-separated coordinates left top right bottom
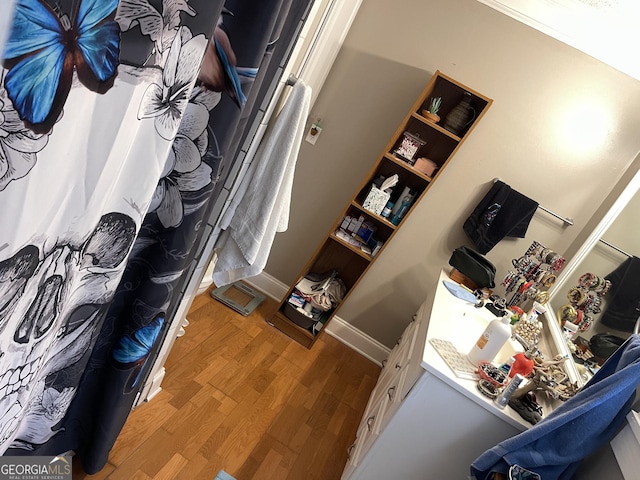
(269, 70, 493, 348)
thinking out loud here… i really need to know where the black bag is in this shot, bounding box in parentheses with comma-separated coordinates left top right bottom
(449, 246, 496, 288)
(590, 333, 626, 361)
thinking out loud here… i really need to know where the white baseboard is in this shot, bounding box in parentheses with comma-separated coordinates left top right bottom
(322, 316, 390, 366)
(244, 272, 390, 366)
(244, 271, 289, 301)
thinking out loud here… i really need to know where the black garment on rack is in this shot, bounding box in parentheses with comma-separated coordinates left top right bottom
(600, 256, 640, 332)
(463, 180, 539, 254)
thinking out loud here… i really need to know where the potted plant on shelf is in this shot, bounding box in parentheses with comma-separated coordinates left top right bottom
(422, 96, 442, 124)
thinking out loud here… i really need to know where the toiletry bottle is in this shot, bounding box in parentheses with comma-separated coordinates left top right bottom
(527, 301, 546, 323)
(509, 351, 535, 378)
(499, 356, 515, 376)
(468, 313, 512, 365)
(381, 201, 394, 218)
(562, 320, 579, 340)
(390, 191, 414, 225)
(494, 373, 525, 409)
(390, 186, 411, 215)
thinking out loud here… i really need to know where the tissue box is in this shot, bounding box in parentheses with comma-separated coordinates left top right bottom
(362, 185, 390, 216)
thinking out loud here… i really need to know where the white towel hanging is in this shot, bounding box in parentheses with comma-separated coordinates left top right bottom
(213, 80, 312, 286)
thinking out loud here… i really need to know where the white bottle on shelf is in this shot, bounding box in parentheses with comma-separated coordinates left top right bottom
(467, 313, 512, 365)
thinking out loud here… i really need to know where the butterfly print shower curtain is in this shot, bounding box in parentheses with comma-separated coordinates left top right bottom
(0, 0, 310, 473)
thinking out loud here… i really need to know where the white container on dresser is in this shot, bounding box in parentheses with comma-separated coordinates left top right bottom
(342, 269, 540, 480)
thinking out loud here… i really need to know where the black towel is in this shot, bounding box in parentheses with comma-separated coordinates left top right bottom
(600, 256, 640, 332)
(463, 180, 539, 254)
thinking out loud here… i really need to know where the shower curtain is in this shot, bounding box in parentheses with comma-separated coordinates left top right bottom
(0, 0, 312, 473)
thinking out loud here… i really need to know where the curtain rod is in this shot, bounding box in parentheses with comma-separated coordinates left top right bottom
(493, 178, 574, 226)
(599, 239, 632, 258)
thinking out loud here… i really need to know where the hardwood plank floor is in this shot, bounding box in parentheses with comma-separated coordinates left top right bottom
(72, 286, 381, 479)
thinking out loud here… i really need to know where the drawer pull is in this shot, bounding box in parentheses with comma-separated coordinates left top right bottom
(366, 415, 376, 431)
(382, 359, 387, 368)
(387, 386, 396, 400)
(347, 443, 356, 459)
(395, 362, 402, 370)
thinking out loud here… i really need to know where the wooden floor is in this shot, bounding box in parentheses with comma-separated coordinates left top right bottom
(72, 287, 381, 480)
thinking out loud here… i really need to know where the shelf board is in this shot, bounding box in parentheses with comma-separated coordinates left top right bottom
(383, 153, 434, 182)
(411, 112, 462, 141)
(329, 232, 375, 260)
(350, 201, 397, 229)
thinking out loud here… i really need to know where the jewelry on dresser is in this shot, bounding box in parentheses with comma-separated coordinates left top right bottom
(502, 241, 565, 310)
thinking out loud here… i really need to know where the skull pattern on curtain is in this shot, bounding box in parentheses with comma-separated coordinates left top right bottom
(0, 0, 309, 473)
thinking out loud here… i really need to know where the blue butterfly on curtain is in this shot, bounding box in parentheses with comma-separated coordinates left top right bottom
(112, 314, 165, 393)
(2, 0, 121, 133)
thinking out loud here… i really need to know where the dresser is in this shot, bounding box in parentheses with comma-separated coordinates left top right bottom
(342, 270, 542, 479)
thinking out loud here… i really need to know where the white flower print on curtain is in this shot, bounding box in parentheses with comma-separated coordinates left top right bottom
(0, 74, 51, 191)
(137, 26, 205, 140)
(149, 88, 219, 227)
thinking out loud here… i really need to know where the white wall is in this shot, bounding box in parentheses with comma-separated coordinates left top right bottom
(265, 0, 640, 347)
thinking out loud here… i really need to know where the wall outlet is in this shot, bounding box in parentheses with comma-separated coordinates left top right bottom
(305, 122, 322, 145)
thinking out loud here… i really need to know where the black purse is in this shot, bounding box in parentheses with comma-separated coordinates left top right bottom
(590, 333, 626, 361)
(449, 246, 496, 288)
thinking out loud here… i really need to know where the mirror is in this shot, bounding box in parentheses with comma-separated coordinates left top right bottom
(544, 158, 640, 386)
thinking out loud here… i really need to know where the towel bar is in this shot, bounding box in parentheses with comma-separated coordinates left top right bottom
(493, 178, 573, 226)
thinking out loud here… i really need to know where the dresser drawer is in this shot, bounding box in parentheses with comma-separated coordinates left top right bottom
(399, 304, 430, 399)
(376, 362, 407, 433)
(381, 316, 417, 370)
(341, 456, 357, 480)
(350, 394, 384, 467)
(373, 337, 411, 404)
